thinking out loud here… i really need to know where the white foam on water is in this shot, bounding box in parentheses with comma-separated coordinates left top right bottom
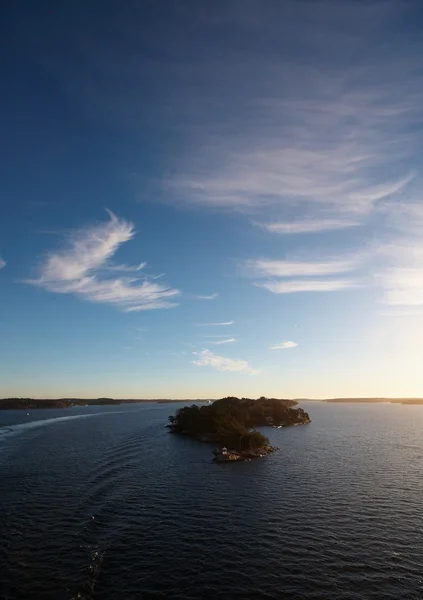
(0, 411, 124, 443)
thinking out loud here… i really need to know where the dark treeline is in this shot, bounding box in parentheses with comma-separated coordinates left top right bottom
(0, 398, 143, 409)
(169, 396, 311, 450)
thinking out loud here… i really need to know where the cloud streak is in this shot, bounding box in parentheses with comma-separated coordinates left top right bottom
(0, 257, 5, 269)
(255, 219, 360, 235)
(256, 279, 359, 294)
(103, 261, 147, 272)
(192, 349, 259, 374)
(25, 211, 180, 311)
(375, 206, 423, 307)
(271, 341, 298, 350)
(169, 136, 413, 217)
(246, 253, 363, 295)
(245, 256, 361, 278)
(195, 293, 218, 300)
(162, 30, 418, 224)
(208, 338, 236, 345)
(196, 321, 234, 326)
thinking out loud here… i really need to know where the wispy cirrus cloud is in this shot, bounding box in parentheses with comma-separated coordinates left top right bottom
(103, 261, 147, 272)
(375, 205, 423, 308)
(271, 341, 298, 350)
(208, 338, 236, 345)
(256, 279, 360, 294)
(192, 349, 260, 375)
(0, 257, 5, 269)
(24, 1, 423, 311)
(254, 219, 360, 235)
(246, 253, 362, 295)
(196, 321, 234, 326)
(162, 33, 418, 225)
(245, 256, 361, 278)
(156, 1, 420, 308)
(29, 1, 421, 229)
(151, 3, 421, 272)
(25, 211, 180, 311)
(195, 293, 218, 300)
(171, 150, 412, 216)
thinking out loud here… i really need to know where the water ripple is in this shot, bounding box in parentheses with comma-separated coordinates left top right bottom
(1, 402, 423, 599)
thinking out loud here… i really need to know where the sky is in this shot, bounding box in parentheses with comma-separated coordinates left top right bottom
(1, 0, 423, 399)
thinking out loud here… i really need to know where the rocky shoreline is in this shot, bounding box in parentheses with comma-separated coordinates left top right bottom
(213, 445, 280, 463)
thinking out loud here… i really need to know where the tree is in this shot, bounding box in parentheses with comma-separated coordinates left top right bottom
(242, 431, 268, 450)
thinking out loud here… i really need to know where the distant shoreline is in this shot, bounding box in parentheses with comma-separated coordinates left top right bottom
(1, 397, 423, 410)
(0, 398, 198, 410)
(324, 398, 423, 404)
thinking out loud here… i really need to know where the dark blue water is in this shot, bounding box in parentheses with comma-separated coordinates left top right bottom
(1, 401, 423, 600)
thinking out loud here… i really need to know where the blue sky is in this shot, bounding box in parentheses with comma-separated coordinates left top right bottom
(1, 0, 423, 399)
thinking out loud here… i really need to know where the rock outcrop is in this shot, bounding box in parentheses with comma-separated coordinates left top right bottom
(213, 445, 280, 463)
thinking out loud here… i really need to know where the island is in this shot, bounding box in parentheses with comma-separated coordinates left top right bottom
(168, 396, 311, 462)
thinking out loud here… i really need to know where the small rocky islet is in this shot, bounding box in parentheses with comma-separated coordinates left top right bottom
(168, 396, 311, 463)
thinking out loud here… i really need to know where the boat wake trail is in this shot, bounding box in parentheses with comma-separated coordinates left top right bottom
(0, 412, 124, 444)
(71, 546, 107, 600)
